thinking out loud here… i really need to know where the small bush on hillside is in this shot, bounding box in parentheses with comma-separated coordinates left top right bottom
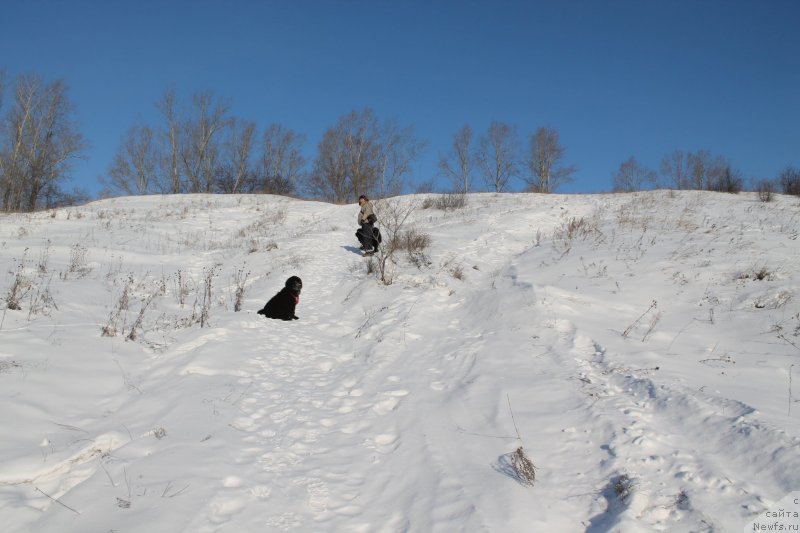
(440, 256, 465, 280)
(198, 266, 217, 327)
(510, 446, 536, 486)
(552, 216, 602, 256)
(232, 267, 249, 312)
(394, 228, 431, 252)
(27, 276, 58, 318)
(614, 474, 635, 502)
(5, 267, 30, 311)
(422, 193, 468, 211)
(372, 199, 421, 284)
(126, 293, 156, 341)
(365, 255, 377, 275)
(737, 266, 774, 282)
(37, 240, 52, 273)
(757, 179, 775, 202)
(102, 274, 134, 337)
(391, 228, 432, 268)
(779, 167, 800, 196)
(172, 270, 193, 306)
(65, 242, 91, 278)
(708, 166, 743, 193)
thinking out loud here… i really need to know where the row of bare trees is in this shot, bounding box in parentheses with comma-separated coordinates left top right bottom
(4, 71, 798, 212)
(104, 93, 427, 203)
(105, 90, 308, 197)
(0, 73, 87, 212)
(613, 150, 749, 194)
(106, 92, 580, 201)
(437, 122, 577, 194)
(1, 72, 573, 210)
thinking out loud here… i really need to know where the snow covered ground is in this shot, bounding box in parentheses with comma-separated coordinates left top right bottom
(1, 190, 798, 532)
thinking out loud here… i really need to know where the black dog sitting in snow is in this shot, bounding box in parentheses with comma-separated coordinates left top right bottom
(257, 276, 302, 320)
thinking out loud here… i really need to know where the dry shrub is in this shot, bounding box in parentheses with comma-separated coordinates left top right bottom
(398, 228, 430, 250)
(392, 228, 431, 268)
(37, 240, 51, 273)
(552, 216, 601, 257)
(238, 209, 288, 239)
(27, 276, 58, 319)
(5, 274, 29, 311)
(102, 274, 135, 337)
(555, 216, 596, 243)
(422, 193, 468, 211)
(64, 242, 91, 278)
(510, 447, 536, 486)
(126, 293, 155, 341)
(738, 266, 774, 282)
(371, 199, 418, 284)
(614, 474, 635, 502)
(365, 256, 376, 275)
(198, 266, 217, 328)
(757, 179, 775, 202)
(172, 269, 193, 306)
(232, 267, 249, 312)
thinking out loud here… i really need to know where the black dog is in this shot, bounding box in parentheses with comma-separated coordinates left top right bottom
(257, 276, 302, 320)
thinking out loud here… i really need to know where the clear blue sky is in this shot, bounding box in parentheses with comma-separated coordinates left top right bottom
(2, 0, 798, 196)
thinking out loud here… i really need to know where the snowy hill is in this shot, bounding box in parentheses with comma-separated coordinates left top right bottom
(1, 191, 798, 532)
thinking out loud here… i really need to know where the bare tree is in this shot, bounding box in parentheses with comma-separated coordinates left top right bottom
(0, 72, 28, 210)
(438, 125, 474, 193)
(342, 108, 382, 198)
(686, 150, 727, 191)
(181, 91, 231, 193)
(378, 118, 426, 197)
(106, 125, 158, 195)
(258, 123, 306, 195)
(708, 163, 742, 193)
(0, 70, 5, 199)
(475, 121, 519, 192)
(687, 150, 711, 190)
(779, 166, 800, 196)
(524, 126, 576, 193)
(613, 156, 656, 192)
(660, 149, 689, 189)
(217, 118, 256, 193)
(308, 108, 383, 203)
(156, 89, 182, 193)
(308, 127, 349, 202)
(0, 75, 85, 212)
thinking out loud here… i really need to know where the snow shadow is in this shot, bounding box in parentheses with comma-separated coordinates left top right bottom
(342, 245, 364, 255)
(586, 474, 632, 532)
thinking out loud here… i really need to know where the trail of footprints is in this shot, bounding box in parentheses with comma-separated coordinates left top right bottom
(197, 325, 408, 530)
(556, 322, 765, 529)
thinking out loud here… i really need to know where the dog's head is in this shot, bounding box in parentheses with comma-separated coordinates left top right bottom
(285, 276, 302, 296)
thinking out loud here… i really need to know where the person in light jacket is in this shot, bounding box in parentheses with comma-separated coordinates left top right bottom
(355, 195, 379, 255)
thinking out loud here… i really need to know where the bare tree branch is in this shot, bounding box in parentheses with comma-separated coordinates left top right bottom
(438, 124, 473, 193)
(524, 127, 576, 193)
(475, 121, 519, 193)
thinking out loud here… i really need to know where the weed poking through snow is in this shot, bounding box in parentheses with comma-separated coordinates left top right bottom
(614, 473, 635, 503)
(505, 395, 537, 486)
(232, 266, 250, 312)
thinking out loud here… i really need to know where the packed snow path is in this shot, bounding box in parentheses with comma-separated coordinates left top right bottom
(1, 192, 798, 532)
